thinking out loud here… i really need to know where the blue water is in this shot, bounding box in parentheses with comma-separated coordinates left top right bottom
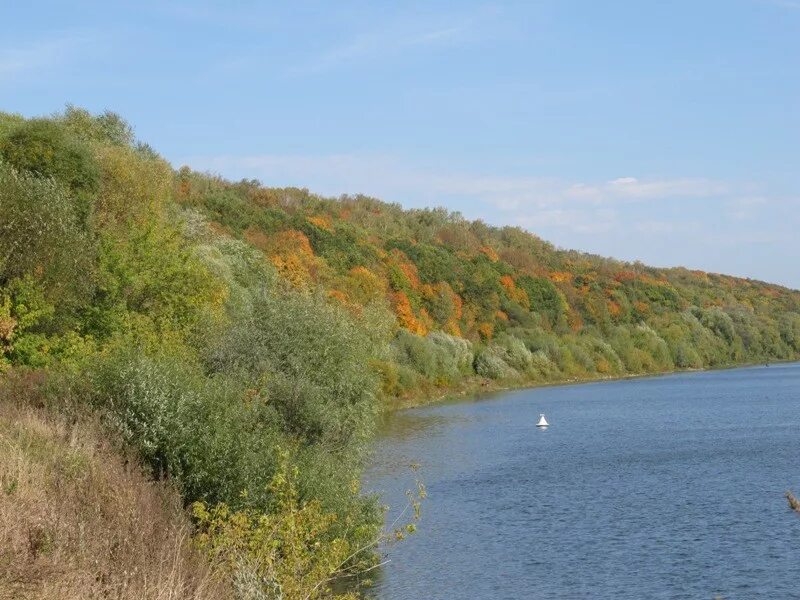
(365, 363, 800, 599)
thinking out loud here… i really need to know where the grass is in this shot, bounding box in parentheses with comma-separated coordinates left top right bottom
(0, 371, 231, 600)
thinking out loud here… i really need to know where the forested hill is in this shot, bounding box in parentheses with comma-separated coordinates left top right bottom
(1, 107, 799, 597)
(176, 165, 800, 397)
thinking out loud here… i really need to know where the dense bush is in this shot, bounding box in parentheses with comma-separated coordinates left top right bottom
(0, 163, 94, 305)
(474, 345, 519, 380)
(391, 330, 473, 386)
(0, 119, 99, 220)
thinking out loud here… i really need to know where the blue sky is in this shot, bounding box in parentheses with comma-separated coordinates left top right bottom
(2, 1, 799, 288)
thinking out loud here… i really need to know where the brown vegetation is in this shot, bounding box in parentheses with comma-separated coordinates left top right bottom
(0, 372, 229, 600)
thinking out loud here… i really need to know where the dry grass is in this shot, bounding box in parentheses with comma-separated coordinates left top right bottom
(0, 370, 231, 600)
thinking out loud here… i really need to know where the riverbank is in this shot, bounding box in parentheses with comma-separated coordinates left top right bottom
(386, 357, 798, 411)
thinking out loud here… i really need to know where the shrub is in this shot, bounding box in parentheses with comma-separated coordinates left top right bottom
(0, 164, 95, 310)
(0, 119, 99, 216)
(473, 345, 518, 380)
(493, 334, 535, 373)
(390, 330, 473, 385)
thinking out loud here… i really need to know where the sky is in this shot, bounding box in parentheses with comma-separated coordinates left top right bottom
(2, 1, 799, 288)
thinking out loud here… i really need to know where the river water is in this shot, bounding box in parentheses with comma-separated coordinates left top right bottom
(365, 362, 800, 599)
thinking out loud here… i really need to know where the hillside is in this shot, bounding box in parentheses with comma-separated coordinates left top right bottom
(176, 167, 800, 401)
(0, 107, 798, 598)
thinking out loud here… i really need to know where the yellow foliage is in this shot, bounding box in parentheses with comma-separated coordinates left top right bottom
(338, 266, 385, 306)
(193, 452, 363, 600)
(96, 145, 172, 226)
(272, 254, 311, 287)
(445, 320, 462, 337)
(596, 358, 612, 374)
(550, 271, 573, 284)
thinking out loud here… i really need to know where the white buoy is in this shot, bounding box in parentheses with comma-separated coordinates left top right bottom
(536, 413, 549, 428)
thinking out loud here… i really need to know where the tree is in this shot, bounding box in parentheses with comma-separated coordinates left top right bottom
(0, 119, 99, 220)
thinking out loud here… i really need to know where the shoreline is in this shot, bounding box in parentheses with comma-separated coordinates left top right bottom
(386, 357, 799, 412)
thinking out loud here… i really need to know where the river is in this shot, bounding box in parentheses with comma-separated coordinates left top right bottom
(365, 362, 800, 599)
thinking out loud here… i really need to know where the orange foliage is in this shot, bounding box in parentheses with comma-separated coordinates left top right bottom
(307, 215, 333, 231)
(607, 300, 622, 317)
(480, 246, 500, 262)
(499, 275, 514, 290)
(452, 291, 463, 321)
(328, 289, 349, 304)
(388, 249, 421, 290)
(392, 291, 427, 335)
(614, 271, 637, 283)
(398, 262, 421, 290)
(633, 301, 650, 314)
(276, 229, 314, 256)
(499, 275, 530, 307)
(495, 310, 509, 321)
(477, 322, 494, 340)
